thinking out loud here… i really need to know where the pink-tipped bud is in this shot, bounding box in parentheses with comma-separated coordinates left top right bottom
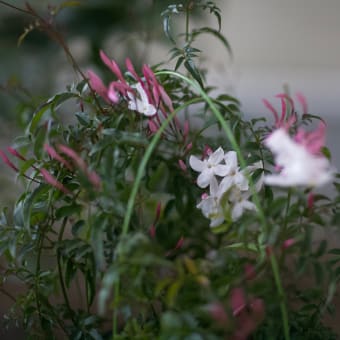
(87, 70, 110, 103)
(174, 236, 184, 250)
(107, 82, 120, 103)
(87, 170, 101, 190)
(125, 57, 141, 82)
(57, 145, 87, 172)
(148, 119, 159, 134)
(296, 92, 308, 113)
(149, 224, 156, 239)
(159, 85, 174, 112)
(178, 159, 187, 171)
(262, 98, 279, 124)
(99, 50, 125, 84)
(275, 93, 295, 114)
(0, 150, 19, 172)
(201, 193, 209, 199)
(44, 144, 73, 171)
(40, 168, 70, 194)
(155, 202, 161, 222)
(183, 120, 190, 140)
(185, 142, 193, 152)
(282, 238, 295, 249)
(231, 288, 246, 316)
(202, 145, 213, 159)
(7, 147, 26, 161)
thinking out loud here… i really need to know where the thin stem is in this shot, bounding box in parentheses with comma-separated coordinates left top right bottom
(35, 232, 44, 328)
(270, 253, 290, 339)
(57, 217, 75, 326)
(0, 0, 34, 15)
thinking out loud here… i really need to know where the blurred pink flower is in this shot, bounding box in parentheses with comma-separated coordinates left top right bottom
(264, 127, 333, 187)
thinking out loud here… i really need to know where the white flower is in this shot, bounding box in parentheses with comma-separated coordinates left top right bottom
(196, 177, 227, 227)
(127, 82, 157, 116)
(220, 151, 249, 192)
(264, 128, 333, 187)
(189, 147, 230, 188)
(229, 187, 256, 221)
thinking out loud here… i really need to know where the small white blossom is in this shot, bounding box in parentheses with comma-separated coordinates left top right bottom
(189, 147, 230, 188)
(264, 128, 333, 187)
(128, 82, 157, 116)
(196, 177, 226, 227)
(221, 151, 249, 192)
(229, 187, 256, 221)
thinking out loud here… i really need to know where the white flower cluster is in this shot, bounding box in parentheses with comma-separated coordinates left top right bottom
(189, 147, 262, 228)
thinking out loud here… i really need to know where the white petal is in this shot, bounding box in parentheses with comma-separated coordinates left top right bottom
(210, 217, 225, 228)
(209, 176, 219, 197)
(219, 176, 233, 195)
(143, 104, 157, 116)
(214, 164, 230, 177)
(234, 172, 249, 191)
(197, 169, 213, 188)
(128, 100, 137, 111)
(189, 156, 205, 172)
(209, 147, 224, 164)
(224, 151, 237, 169)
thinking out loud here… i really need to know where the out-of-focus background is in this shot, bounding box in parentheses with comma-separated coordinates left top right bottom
(0, 0, 340, 337)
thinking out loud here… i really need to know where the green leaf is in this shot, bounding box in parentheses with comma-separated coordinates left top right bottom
(55, 203, 83, 220)
(192, 27, 232, 58)
(184, 59, 204, 88)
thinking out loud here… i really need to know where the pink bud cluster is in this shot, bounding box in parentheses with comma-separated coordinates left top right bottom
(88, 50, 179, 135)
(0, 144, 101, 194)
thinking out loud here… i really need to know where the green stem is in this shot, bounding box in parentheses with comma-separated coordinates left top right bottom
(35, 231, 44, 328)
(270, 253, 290, 339)
(57, 217, 75, 325)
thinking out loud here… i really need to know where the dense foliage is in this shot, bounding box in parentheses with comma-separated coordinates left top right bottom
(0, 1, 339, 339)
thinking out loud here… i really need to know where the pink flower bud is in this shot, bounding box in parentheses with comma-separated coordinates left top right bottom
(87, 170, 101, 190)
(44, 144, 73, 171)
(296, 92, 308, 113)
(282, 238, 295, 249)
(40, 168, 70, 194)
(148, 119, 159, 134)
(231, 288, 246, 316)
(178, 159, 187, 171)
(155, 202, 161, 222)
(185, 142, 193, 152)
(125, 58, 140, 81)
(7, 147, 26, 161)
(87, 70, 110, 103)
(0, 150, 19, 172)
(202, 145, 213, 159)
(183, 120, 190, 140)
(100, 50, 125, 84)
(174, 236, 184, 250)
(149, 224, 156, 239)
(307, 192, 314, 211)
(57, 145, 87, 172)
